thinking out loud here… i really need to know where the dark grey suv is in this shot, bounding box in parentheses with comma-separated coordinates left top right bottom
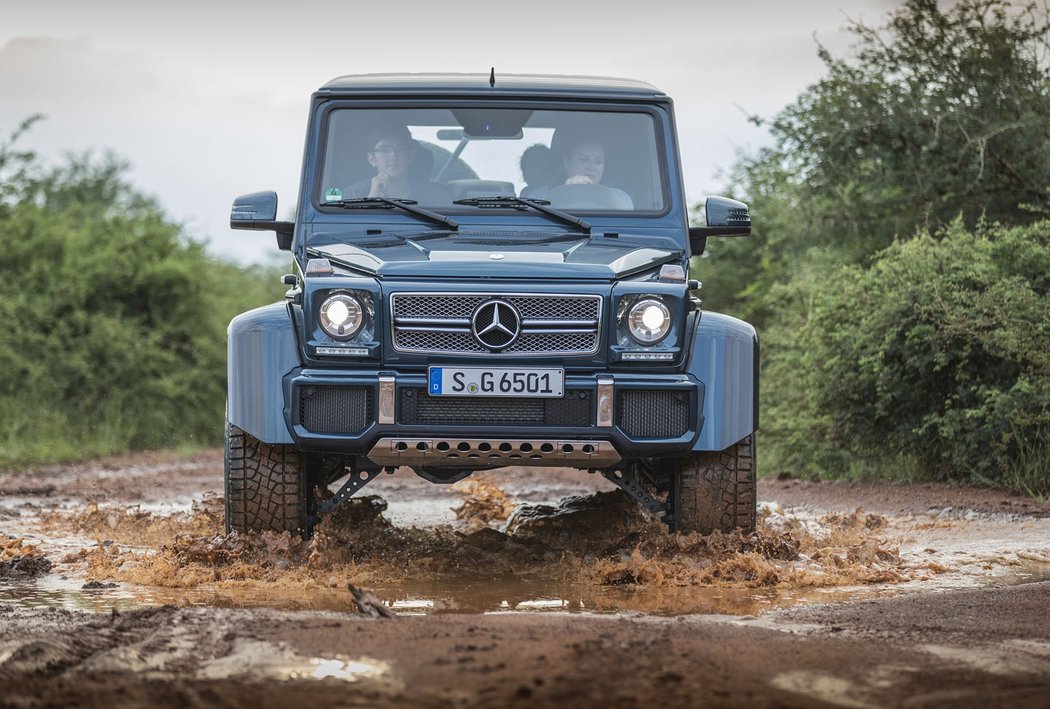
(227, 73, 757, 537)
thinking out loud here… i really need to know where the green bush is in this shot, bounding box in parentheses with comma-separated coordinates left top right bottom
(765, 220, 1050, 494)
(0, 125, 284, 466)
(693, 0, 1050, 497)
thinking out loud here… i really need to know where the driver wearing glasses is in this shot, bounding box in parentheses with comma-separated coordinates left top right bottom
(345, 125, 448, 204)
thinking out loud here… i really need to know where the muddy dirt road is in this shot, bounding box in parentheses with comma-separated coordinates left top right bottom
(1, 450, 1049, 707)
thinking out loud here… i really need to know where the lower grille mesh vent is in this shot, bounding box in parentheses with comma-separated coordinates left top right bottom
(400, 388, 592, 427)
(618, 390, 691, 438)
(299, 386, 373, 434)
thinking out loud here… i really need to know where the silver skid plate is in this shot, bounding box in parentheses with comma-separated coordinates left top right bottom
(366, 437, 620, 468)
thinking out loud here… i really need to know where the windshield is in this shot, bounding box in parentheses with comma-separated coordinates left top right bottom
(317, 107, 666, 213)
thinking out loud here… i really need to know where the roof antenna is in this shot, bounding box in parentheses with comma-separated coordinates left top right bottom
(489, 67, 495, 88)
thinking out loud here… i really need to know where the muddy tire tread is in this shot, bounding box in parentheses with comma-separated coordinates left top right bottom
(225, 421, 308, 534)
(675, 433, 756, 534)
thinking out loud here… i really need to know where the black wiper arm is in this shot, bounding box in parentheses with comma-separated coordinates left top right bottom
(453, 196, 590, 233)
(326, 197, 458, 231)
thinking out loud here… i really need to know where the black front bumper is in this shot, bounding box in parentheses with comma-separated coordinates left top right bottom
(285, 368, 703, 461)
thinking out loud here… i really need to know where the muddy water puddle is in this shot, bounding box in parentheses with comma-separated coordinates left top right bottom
(0, 569, 915, 617)
(3, 472, 1050, 618)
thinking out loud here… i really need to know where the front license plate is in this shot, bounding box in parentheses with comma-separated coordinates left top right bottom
(428, 367, 564, 397)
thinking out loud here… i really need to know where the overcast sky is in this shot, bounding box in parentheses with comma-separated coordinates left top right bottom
(1, 0, 905, 265)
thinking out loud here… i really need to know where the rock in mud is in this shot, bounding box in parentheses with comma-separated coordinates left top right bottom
(1, 537, 52, 579)
(457, 527, 549, 560)
(463, 527, 518, 552)
(505, 490, 658, 554)
(0, 555, 52, 579)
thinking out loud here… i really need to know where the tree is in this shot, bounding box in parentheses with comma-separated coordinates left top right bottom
(692, 1, 1050, 493)
(784, 0, 1049, 244)
(0, 120, 284, 465)
(697, 0, 1050, 322)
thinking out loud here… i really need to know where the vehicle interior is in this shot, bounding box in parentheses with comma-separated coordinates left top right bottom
(318, 107, 666, 212)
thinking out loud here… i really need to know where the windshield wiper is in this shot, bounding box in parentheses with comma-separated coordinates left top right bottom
(452, 196, 590, 233)
(326, 197, 458, 231)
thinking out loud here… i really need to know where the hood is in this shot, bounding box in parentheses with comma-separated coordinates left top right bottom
(307, 232, 682, 280)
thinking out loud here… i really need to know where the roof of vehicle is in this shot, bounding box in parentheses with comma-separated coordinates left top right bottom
(317, 73, 667, 100)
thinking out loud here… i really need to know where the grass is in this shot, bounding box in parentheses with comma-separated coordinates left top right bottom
(761, 431, 1050, 502)
(759, 436, 926, 485)
(996, 435, 1050, 502)
(0, 401, 221, 471)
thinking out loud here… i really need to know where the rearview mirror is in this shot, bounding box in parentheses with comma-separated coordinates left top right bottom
(230, 191, 294, 251)
(688, 196, 751, 255)
(453, 108, 530, 139)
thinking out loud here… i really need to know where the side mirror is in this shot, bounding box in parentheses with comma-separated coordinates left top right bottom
(230, 191, 294, 251)
(688, 196, 751, 255)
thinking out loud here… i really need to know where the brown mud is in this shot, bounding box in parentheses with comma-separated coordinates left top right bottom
(27, 488, 920, 613)
(1, 450, 1050, 706)
(1, 584, 1048, 708)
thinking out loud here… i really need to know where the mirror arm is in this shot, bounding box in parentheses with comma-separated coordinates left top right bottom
(688, 226, 751, 257)
(688, 226, 751, 239)
(230, 220, 295, 251)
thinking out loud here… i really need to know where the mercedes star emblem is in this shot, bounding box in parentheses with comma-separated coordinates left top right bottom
(471, 299, 521, 351)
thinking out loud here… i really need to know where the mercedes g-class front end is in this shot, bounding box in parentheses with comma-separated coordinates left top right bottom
(226, 73, 757, 537)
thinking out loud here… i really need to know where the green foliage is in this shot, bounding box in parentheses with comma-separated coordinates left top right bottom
(765, 220, 1050, 492)
(0, 126, 284, 467)
(699, 0, 1050, 324)
(781, 0, 1048, 242)
(692, 151, 807, 324)
(696, 0, 1050, 495)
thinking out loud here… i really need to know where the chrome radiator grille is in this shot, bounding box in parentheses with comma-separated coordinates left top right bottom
(391, 293, 602, 355)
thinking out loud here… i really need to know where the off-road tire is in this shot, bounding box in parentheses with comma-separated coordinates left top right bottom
(224, 421, 311, 535)
(673, 433, 756, 534)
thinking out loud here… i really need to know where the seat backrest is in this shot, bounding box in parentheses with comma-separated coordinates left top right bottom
(519, 144, 560, 196)
(409, 142, 434, 184)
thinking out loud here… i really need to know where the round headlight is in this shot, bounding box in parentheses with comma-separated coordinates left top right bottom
(319, 293, 364, 339)
(628, 298, 671, 345)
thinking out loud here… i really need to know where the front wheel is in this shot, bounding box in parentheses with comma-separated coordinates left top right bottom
(224, 421, 312, 536)
(672, 433, 756, 534)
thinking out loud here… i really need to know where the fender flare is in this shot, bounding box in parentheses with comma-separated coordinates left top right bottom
(685, 310, 759, 451)
(227, 302, 300, 444)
